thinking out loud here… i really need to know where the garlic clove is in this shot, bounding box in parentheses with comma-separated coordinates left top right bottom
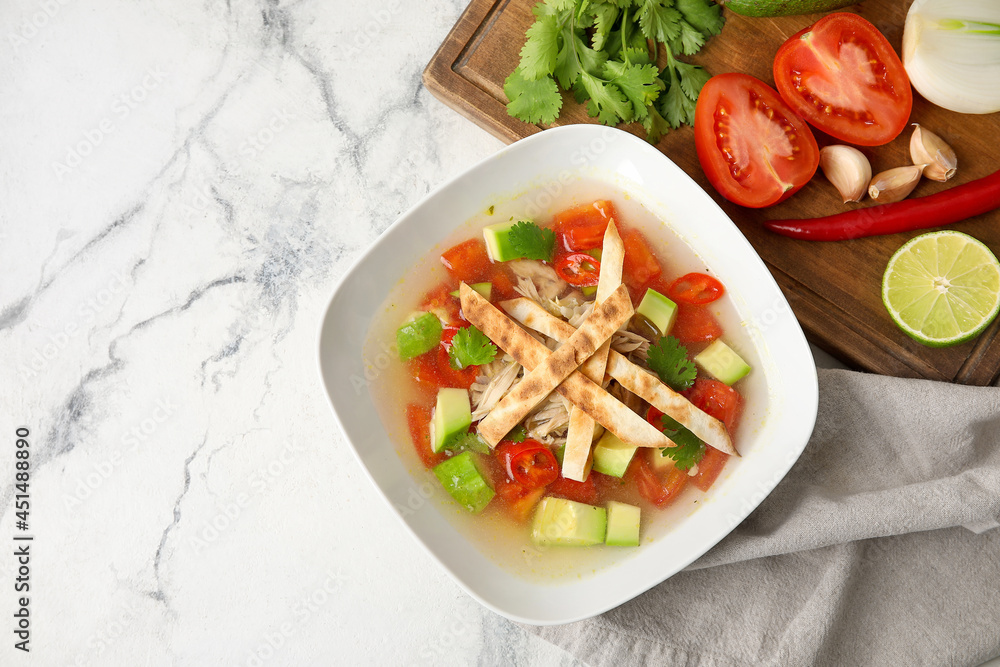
(819, 145, 872, 203)
(909, 124, 957, 182)
(869, 165, 926, 204)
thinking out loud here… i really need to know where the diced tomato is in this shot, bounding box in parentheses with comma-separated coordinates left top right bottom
(685, 378, 744, 434)
(553, 200, 616, 251)
(433, 343, 478, 390)
(671, 303, 722, 344)
(621, 229, 663, 297)
(405, 404, 444, 468)
(440, 239, 492, 283)
(420, 284, 461, 325)
(692, 446, 729, 492)
(407, 354, 447, 394)
(667, 273, 725, 306)
(628, 456, 687, 508)
(554, 252, 601, 287)
(496, 440, 560, 489)
(548, 473, 599, 505)
(495, 479, 546, 522)
(487, 266, 516, 301)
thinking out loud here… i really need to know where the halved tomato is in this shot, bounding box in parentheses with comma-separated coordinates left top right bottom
(773, 13, 912, 147)
(694, 73, 819, 208)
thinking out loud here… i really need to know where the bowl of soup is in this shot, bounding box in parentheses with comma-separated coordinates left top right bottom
(317, 125, 818, 624)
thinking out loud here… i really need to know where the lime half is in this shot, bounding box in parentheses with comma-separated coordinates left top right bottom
(882, 231, 1000, 347)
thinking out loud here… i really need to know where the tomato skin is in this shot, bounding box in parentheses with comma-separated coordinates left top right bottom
(406, 404, 445, 468)
(548, 474, 599, 505)
(695, 73, 819, 209)
(621, 228, 663, 297)
(692, 446, 729, 492)
(495, 479, 546, 522)
(420, 284, 462, 325)
(628, 456, 688, 508)
(685, 378, 744, 434)
(671, 303, 722, 344)
(440, 239, 492, 283)
(553, 200, 616, 251)
(496, 440, 560, 489)
(773, 13, 912, 147)
(554, 252, 602, 287)
(668, 273, 725, 306)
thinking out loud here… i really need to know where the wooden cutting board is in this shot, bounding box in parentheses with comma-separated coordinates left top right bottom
(423, 0, 1000, 385)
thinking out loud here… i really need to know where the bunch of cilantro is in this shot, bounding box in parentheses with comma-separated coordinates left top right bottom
(504, 0, 724, 143)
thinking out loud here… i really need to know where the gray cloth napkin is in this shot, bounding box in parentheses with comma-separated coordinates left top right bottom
(524, 368, 1000, 666)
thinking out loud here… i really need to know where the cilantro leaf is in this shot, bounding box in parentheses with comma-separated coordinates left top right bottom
(520, 13, 561, 80)
(448, 326, 498, 370)
(676, 0, 724, 36)
(603, 60, 662, 121)
(670, 20, 707, 56)
(505, 425, 528, 443)
(646, 335, 697, 391)
(642, 104, 671, 144)
(504, 69, 562, 125)
(658, 415, 706, 470)
(675, 60, 711, 100)
(637, 0, 682, 45)
(589, 4, 619, 51)
(508, 220, 555, 261)
(578, 71, 632, 125)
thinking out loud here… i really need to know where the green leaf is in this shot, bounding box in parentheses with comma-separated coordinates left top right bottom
(642, 104, 671, 144)
(520, 13, 561, 79)
(579, 71, 633, 125)
(603, 60, 662, 120)
(675, 0, 724, 36)
(449, 326, 498, 370)
(670, 19, 706, 56)
(547, 0, 578, 11)
(636, 0, 682, 45)
(674, 60, 710, 100)
(504, 69, 563, 124)
(646, 335, 697, 391)
(590, 4, 620, 50)
(508, 220, 556, 261)
(658, 415, 706, 470)
(658, 66, 697, 128)
(505, 425, 528, 443)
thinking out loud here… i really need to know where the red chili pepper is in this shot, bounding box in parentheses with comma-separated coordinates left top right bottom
(764, 169, 1000, 241)
(554, 252, 602, 287)
(496, 440, 560, 489)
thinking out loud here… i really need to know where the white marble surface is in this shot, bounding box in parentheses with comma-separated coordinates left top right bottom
(3, 0, 941, 664)
(0, 0, 594, 664)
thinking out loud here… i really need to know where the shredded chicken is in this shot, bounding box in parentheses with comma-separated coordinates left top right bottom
(509, 260, 567, 301)
(612, 329, 651, 360)
(524, 393, 571, 445)
(470, 357, 521, 421)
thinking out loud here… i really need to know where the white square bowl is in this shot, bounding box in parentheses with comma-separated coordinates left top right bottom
(317, 125, 818, 625)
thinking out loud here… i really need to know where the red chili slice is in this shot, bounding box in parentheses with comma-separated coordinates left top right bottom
(496, 440, 560, 489)
(554, 253, 601, 287)
(667, 273, 725, 305)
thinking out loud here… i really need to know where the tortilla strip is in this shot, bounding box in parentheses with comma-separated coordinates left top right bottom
(500, 297, 738, 456)
(460, 284, 673, 450)
(562, 220, 625, 481)
(476, 284, 633, 446)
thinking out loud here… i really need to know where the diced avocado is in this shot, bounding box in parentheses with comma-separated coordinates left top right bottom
(554, 443, 566, 466)
(694, 340, 751, 385)
(636, 288, 678, 336)
(482, 221, 520, 262)
(605, 501, 641, 546)
(449, 282, 492, 300)
(531, 497, 607, 547)
(432, 452, 495, 513)
(449, 431, 490, 454)
(591, 431, 637, 479)
(431, 388, 472, 453)
(585, 248, 603, 261)
(396, 312, 443, 361)
(581, 285, 598, 297)
(648, 447, 677, 473)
